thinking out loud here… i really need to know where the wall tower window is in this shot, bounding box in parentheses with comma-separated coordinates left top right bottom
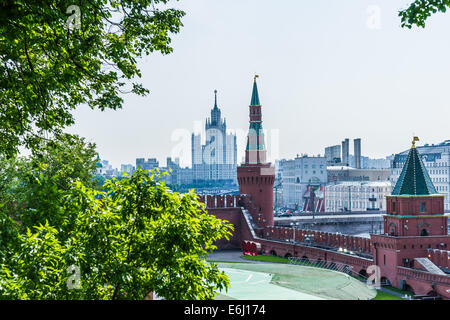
(420, 202, 427, 213)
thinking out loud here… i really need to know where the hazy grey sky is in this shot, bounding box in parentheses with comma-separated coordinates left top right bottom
(69, 0, 450, 168)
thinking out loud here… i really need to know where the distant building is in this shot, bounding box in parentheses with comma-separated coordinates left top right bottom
(120, 164, 135, 175)
(341, 139, 350, 166)
(163, 157, 193, 185)
(274, 160, 284, 210)
(325, 145, 341, 165)
(281, 155, 327, 209)
(325, 181, 392, 212)
(327, 166, 391, 183)
(347, 155, 391, 169)
(354, 138, 361, 169)
(390, 140, 450, 210)
(136, 158, 159, 170)
(96, 159, 118, 177)
(191, 90, 237, 184)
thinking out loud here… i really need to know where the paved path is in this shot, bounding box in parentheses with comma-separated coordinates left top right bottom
(206, 250, 290, 264)
(206, 250, 258, 263)
(218, 267, 323, 300)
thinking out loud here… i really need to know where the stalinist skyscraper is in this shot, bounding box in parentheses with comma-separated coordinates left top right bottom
(191, 90, 237, 184)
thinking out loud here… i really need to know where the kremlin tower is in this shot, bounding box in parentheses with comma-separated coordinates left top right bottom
(385, 137, 447, 237)
(371, 137, 449, 288)
(237, 76, 275, 228)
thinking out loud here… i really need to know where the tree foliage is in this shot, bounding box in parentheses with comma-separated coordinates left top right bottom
(0, 139, 233, 300)
(0, 0, 185, 156)
(399, 0, 450, 28)
(1, 134, 98, 234)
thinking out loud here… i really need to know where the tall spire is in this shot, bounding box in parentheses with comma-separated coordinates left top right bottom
(214, 89, 218, 109)
(245, 75, 266, 164)
(250, 75, 260, 106)
(392, 137, 437, 196)
(209, 89, 222, 127)
(237, 75, 275, 228)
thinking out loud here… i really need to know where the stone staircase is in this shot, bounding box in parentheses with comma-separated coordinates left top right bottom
(414, 258, 446, 275)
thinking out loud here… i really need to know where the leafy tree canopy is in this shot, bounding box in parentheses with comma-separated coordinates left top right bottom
(0, 134, 98, 234)
(399, 0, 450, 28)
(0, 137, 233, 300)
(0, 0, 184, 156)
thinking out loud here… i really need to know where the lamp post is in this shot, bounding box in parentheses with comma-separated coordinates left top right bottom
(348, 186, 352, 213)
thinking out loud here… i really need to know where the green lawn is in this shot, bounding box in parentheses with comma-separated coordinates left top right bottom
(372, 290, 404, 300)
(383, 285, 414, 297)
(240, 255, 291, 263)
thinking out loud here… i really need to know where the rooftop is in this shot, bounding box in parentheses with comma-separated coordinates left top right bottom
(392, 139, 438, 196)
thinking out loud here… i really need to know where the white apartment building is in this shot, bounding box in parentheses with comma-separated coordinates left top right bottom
(325, 181, 392, 212)
(281, 155, 327, 209)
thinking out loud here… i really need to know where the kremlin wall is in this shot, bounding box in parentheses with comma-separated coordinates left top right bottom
(200, 77, 450, 299)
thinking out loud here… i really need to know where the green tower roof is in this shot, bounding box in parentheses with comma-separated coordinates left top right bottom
(250, 75, 260, 106)
(392, 139, 437, 196)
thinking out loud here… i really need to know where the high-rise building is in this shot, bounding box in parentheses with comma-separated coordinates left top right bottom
(354, 138, 361, 169)
(120, 164, 135, 175)
(191, 90, 237, 184)
(341, 138, 350, 166)
(325, 145, 341, 165)
(162, 157, 193, 185)
(136, 158, 159, 170)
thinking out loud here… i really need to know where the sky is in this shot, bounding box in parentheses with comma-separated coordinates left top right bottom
(68, 0, 450, 169)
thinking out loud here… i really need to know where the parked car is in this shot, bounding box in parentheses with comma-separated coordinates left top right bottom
(279, 212, 293, 217)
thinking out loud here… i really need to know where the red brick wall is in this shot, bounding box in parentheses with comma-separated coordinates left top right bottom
(387, 196, 444, 216)
(237, 165, 275, 227)
(263, 226, 372, 255)
(397, 267, 450, 298)
(208, 208, 243, 249)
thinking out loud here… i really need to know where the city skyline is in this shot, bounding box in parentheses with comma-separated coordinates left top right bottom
(68, 0, 450, 169)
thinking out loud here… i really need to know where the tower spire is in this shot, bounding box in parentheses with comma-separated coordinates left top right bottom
(392, 137, 437, 196)
(237, 75, 275, 228)
(250, 75, 260, 106)
(214, 89, 218, 109)
(245, 75, 266, 164)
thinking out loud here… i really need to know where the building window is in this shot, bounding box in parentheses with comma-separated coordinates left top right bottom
(420, 202, 427, 213)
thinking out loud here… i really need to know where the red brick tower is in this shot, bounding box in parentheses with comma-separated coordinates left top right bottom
(371, 137, 449, 289)
(385, 137, 447, 237)
(237, 76, 275, 228)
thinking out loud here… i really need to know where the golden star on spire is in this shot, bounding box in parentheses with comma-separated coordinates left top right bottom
(412, 136, 419, 148)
